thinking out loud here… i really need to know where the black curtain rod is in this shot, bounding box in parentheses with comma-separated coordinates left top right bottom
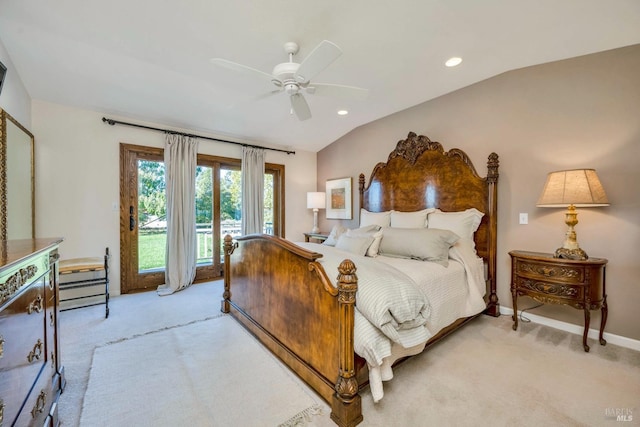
(101, 117, 295, 155)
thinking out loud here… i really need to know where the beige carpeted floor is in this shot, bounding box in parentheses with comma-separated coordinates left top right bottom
(59, 279, 640, 426)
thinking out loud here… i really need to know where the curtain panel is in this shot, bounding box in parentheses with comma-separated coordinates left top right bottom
(241, 147, 265, 235)
(157, 133, 199, 296)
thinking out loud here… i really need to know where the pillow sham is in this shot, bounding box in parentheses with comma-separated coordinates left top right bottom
(427, 208, 484, 241)
(335, 234, 375, 256)
(390, 208, 435, 228)
(346, 226, 383, 257)
(322, 224, 348, 246)
(360, 209, 391, 228)
(378, 227, 460, 266)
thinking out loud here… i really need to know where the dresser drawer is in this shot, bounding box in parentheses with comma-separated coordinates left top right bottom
(0, 253, 49, 308)
(513, 276, 584, 303)
(0, 278, 47, 371)
(514, 258, 585, 284)
(13, 365, 53, 427)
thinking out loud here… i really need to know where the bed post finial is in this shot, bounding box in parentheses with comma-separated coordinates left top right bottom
(221, 234, 237, 313)
(331, 259, 363, 427)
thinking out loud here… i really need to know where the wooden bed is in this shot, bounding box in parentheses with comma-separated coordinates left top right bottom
(221, 132, 499, 426)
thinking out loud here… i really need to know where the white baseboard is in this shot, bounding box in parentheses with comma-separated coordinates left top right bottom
(499, 307, 640, 352)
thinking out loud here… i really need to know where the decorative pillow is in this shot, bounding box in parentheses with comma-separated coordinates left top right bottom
(322, 224, 348, 246)
(360, 209, 391, 228)
(390, 208, 435, 228)
(346, 226, 383, 257)
(335, 234, 375, 256)
(378, 227, 460, 266)
(427, 208, 484, 241)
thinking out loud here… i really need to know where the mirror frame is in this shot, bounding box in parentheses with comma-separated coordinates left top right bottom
(0, 108, 35, 240)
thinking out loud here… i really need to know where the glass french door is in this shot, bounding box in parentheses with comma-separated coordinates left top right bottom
(120, 143, 283, 293)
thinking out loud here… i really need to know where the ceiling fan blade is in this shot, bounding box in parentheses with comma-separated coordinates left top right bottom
(254, 88, 283, 101)
(210, 58, 276, 83)
(307, 83, 369, 100)
(290, 93, 312, 121)
(294, 40, 342, 84)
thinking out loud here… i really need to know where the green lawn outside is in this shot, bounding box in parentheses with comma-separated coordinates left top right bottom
(138, 231, 213, 271)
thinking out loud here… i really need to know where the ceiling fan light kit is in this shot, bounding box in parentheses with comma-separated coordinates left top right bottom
(211, 40, 368, 121)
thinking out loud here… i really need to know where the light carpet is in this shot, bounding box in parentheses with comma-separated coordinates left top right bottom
(80, 314, 322, 426)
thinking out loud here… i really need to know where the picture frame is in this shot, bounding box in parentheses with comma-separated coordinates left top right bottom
(325, 177, 352, 219)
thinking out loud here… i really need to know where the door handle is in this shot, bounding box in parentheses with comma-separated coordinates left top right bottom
(129, 206, 136, 231)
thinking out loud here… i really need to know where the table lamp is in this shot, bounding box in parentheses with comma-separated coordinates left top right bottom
(306, 192, 326, 234)
(536, 169, 609, 260)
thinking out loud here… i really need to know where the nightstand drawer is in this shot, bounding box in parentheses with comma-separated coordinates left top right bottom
(515, 258, 584, 284)
(513, 276, 584, 302)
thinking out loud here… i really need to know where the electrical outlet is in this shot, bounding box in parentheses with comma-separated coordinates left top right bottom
(519, 213, 528, 224)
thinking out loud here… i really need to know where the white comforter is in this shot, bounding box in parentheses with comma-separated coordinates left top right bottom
(297, 241, 487, 402)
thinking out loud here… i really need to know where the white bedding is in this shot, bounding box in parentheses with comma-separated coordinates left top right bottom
(296, 241, 487, 402)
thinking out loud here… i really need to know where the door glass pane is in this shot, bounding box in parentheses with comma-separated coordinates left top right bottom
(137, 159, 166, 272)
(264, 173, 274, 234)
(219, 168, 241, 260)
(196, 166, 213, 266)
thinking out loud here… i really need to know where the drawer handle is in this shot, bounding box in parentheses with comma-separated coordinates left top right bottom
(30, 390, 47, 418)
(0, 335, 4, 358)
(28, 294, 44, 314)
(50, 251, 60, 264)
(27, 339, 43, 363)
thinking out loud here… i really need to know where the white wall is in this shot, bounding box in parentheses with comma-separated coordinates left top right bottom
(0, 38, 31, 127)
(32, 100, 317, 295)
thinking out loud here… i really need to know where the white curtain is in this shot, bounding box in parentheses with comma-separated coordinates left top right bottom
(157, 133, 199, 296)
(241, 146, 265, 235)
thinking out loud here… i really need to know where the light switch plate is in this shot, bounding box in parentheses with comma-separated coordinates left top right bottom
(519, 213, 528, 224)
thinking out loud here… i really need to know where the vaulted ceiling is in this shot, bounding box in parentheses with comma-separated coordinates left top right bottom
(1, 1, 639, 152)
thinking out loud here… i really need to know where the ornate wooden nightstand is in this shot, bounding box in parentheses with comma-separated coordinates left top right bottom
(509, 250, 608, 352)
(304, 232, 329, 243)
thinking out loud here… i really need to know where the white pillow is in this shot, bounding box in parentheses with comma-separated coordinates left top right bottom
(427, 208, 484, 241)
(323, 224, 348, 246)
(378, 227, 460, 266)
(390, 209, 435, 228)
(346, 226, 383, 257)
(360, 209, 391, 228)
(335, 234, 375, 256)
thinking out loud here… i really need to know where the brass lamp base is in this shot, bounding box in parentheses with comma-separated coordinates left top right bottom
(554, 247, 588, 260)
(554, 204, 589, 260)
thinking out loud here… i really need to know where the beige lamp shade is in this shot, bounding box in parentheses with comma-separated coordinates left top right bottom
(537, 169, 609, 208)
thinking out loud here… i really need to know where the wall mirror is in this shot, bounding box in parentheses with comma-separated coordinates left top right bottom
(0, 108, 35, 240)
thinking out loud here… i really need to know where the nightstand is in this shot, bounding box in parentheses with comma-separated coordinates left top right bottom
(304, 232, 329, 243)
(509, 250, 608, 352)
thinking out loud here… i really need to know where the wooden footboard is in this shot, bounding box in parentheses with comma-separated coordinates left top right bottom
(222, 234, 363, 427)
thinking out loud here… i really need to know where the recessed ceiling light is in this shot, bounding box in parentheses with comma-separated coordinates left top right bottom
(337, 110, 349, 116)
(445, 57, 462, 67)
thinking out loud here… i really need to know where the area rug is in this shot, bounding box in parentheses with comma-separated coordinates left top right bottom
(80, 315, 322, 426)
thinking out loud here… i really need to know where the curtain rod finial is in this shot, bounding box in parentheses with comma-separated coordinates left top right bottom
(102, 117, 116, 126)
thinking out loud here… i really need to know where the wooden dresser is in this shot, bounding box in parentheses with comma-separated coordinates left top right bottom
(0, 238, 64, 426)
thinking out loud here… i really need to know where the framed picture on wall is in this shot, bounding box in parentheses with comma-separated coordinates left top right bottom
(0, 61, 7, 96)
(325, 177, 352, 219)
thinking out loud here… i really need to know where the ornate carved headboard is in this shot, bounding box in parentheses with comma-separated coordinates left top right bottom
(358, 132, 499, 314)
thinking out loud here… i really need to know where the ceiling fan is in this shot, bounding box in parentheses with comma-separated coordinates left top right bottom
(210, 40, 368, 121)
